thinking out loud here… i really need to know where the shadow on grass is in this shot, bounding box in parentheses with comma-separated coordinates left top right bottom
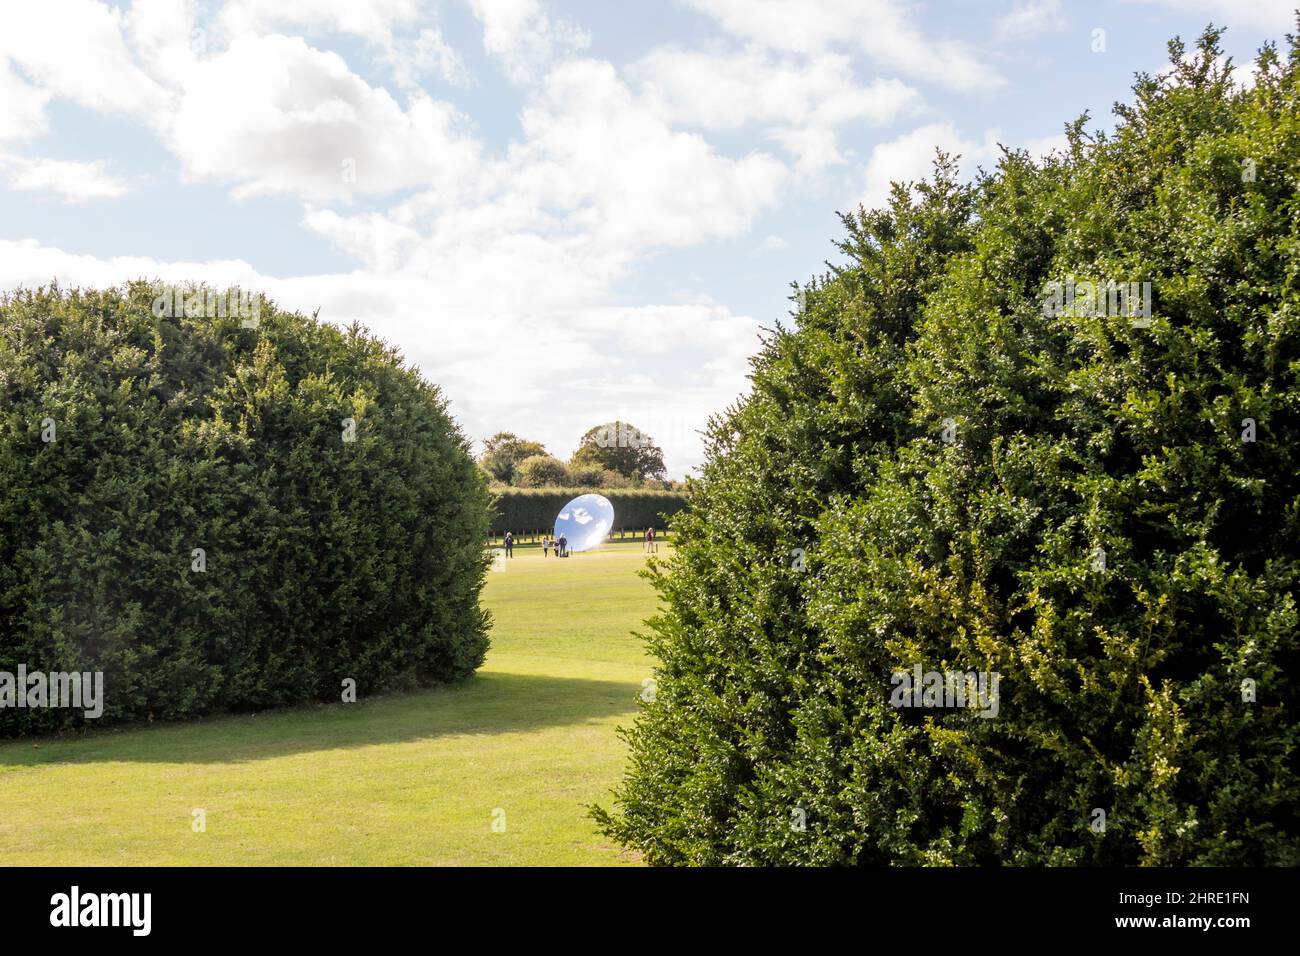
(0, 671, 642, 769)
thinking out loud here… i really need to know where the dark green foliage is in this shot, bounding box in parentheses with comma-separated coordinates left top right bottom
(490, 487, 687, 535)
(597, 27, 1300, 865)
(0, 282, 491, 735)
(480, 432, 548, 484)
(568, 465, 606, 487)
(514, 454, 570, 488)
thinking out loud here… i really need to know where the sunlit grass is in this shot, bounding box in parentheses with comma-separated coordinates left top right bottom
(0, 540, 662, 865)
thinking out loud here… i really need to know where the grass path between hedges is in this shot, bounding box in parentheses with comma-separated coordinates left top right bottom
(0, 541, 661, 865)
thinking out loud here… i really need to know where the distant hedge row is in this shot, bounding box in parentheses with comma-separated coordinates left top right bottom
(0, 282, 491, 736)
(490, 488, 687, 535)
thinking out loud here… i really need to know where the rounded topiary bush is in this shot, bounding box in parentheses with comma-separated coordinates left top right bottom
(514, 454, 571, 488)
(0, 281, 491, 735)
(596, 28, 1300, 865)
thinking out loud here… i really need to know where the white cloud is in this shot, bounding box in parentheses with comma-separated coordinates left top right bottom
(681, 0, 1004, 91)
(297, 55, 791, 323)
(857, 121, 1001, 212)
(0, 239, 265, 293)
(463, 0, 590, 83)
(631, 45, 920, 171)
(511, 59, 788, 249)
(126, 0, 204, 85)
(216, 0, 423, 45)
(305, 56, 787, 272)
(0, 60, 50, 143)
(165, 34, 482, 202)
(303, 209, 423, 273)
(634, 47, 917, 129)
(1, 156, 129, 201)
(994, 0, 1066, 43)
(212, 0, 468, 89)
(0, 0, 170, 118)
(384, 27, 471, 88)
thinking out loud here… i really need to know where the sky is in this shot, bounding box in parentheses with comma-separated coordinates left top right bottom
(0, 0, 1293, 477)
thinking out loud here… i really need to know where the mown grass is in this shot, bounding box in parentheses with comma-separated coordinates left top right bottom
(0, 540, 661, 865)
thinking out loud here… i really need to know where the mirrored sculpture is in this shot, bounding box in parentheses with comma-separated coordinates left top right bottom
(553, 494, 615, 553)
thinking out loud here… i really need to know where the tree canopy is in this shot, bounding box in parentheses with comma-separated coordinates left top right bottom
(570, 421, 667, 481)
(480, 432, 548, 484)
(514, 454, 570, 488)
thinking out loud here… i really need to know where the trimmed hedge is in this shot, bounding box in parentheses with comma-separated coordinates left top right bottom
(489, 487, 687, 535)
(0, 282, 491, 736)
(596, 29, 1300, 865)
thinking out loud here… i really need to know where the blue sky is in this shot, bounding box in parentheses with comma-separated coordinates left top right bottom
(1, 0, 1292, 476)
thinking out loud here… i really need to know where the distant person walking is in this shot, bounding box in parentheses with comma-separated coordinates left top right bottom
(504, 531, 513, 558)
(645, 526, 656, 554)
(558, 533, 568, 558)
(543, 535, 551, 557)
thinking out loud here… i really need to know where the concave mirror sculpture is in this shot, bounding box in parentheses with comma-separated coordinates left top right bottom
(553, 494, 614, 553)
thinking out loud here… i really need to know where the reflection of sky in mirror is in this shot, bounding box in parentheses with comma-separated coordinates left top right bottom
(554, 494, 615, 552)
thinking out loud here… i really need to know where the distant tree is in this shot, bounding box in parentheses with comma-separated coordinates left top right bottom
(570, 421, 666, 481)
(568, 466, 605, 487)
(514, 454, 570, 488)
(480, 432, 547, 484)
(597, 468, 638, 489)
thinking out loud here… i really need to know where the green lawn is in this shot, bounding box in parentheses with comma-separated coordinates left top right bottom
(0, 540, 663, 865)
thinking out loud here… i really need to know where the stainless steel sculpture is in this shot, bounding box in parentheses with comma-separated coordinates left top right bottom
(553, 493, 614, 553)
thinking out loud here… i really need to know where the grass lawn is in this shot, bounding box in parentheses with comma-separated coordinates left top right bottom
(0, 540, 663, 865)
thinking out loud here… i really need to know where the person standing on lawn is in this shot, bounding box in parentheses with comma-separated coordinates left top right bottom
(504, 531, 513, 558)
